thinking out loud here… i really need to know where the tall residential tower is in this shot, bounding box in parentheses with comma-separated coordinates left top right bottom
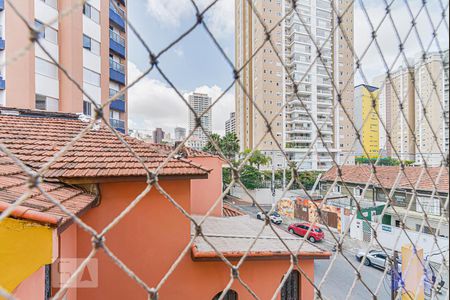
(0, 0, 128, 133)
(187, 93, 212, 150)
(235, 0, 354, 170)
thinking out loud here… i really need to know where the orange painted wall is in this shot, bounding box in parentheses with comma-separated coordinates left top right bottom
(4, 1, 36, 108)
(69, 179, 316, 299)
(190, 157, 223, 217)
(12, 266, 45, 300)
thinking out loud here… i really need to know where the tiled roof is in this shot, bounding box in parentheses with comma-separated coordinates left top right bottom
(191, 216, 330, 260)
(321, 165, 449, 193)
(0, 108, 209, 180)
(222, 204, 244, 217)
(0, 152, 96, 228)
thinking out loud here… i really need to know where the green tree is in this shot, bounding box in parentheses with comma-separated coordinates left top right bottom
(241, 149, 272, 170)
(203, 132, 240, 160)
(355, 156, 414, 166)
(202, 133, 222, 155)
(221, 132, 240, 160)
(239, 165, 263, 189)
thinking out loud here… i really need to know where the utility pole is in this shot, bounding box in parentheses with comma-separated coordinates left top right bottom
(391, 250, 400, 300)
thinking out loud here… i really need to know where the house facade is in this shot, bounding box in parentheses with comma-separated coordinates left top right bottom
(0, 107, 330, 299)
(319, 165, 449, 237)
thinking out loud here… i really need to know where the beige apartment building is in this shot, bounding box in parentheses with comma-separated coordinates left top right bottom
(334, 0, 355, 165)
(0, 0, 128, 133)
(374, 52, 449, 165)
(235, 0, 354, 170)
(415, 52, 448, 166)
(187, 93, 212, 150)
(385, 66, 416, 161)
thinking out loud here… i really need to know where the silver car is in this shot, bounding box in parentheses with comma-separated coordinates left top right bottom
(355, 250, 402, 270)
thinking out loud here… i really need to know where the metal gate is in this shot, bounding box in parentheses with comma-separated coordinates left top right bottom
(295, 203, 309, 221)
(362, 221, 372, 243)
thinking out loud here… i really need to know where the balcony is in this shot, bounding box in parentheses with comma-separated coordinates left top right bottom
(109, 29, 126, 58)
(109, 89, 126, 112)
(0, 75, 5, 90)
(109, 58, 126, 84)
(109, 6, 126, 31)
(110, 118, 125, 133)
(0, 0, 4, 11)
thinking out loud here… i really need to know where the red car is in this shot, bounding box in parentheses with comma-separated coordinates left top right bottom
(288, 222, 324, 243)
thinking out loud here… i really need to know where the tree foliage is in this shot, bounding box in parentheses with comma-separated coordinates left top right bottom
(355, 156, 414, 166)
(241, 149, 271, 170)
(202, 132, 240, 160)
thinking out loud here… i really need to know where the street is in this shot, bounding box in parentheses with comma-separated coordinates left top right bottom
(230, 202, 448, 300)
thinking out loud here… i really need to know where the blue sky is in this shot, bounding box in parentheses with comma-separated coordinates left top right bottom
(126, 0, 449, 136)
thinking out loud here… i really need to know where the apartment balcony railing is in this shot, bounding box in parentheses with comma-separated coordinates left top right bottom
(109, 4, 126, 31)
(109, 29, 126, 58)
(109, 58, 126, 84)
(110, 118, 125, 133)
(109, 89, 126, 112)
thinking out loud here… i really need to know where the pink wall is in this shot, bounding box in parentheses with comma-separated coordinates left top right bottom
(5, 1, 36, 108)
(12, 266, 45, 300)
(190, 157, 223, 217)
(58, 0, 83, 113)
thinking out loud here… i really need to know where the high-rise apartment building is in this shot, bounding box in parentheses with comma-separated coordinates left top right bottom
(375, 52, 449, 165)
(187, 93, 212, 150)
(0, 0, 128, 133)
(414, 52, 447, 165)
(377, 65, 416, 161)
(174, 127, 187, 142)
(443, 50, 449, 154)
(152, 128, 165, 144)
(225, 112, 236, 135)
(235, 0, 354, 170)
(334, 0, 355, 165)
(354, 84, 380, 158)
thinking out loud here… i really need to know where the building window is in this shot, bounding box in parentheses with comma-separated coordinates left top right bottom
(35, 94, 59, 111)
(35, 57, 58, 79)
(83, 35, 100, 55)
(40, 0, 58, 9)
(281, 270, 300, 300)
(334, 185, 341, 193)
(83, 3, 100, 24)
(34, 20, 58, 44)
(354, 187, 363, 197)
(83, 68, 101, 86)
(212, 290, 238, 300)
(83, 101, 92, 116)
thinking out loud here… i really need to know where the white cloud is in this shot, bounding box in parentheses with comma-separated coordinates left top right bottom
(146, 0, 234, 38)
(128, 62, 234, 136)
(354, 0, 449, 84)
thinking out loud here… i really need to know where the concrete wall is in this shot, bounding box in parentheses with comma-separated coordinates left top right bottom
(351, 219, 448, 264)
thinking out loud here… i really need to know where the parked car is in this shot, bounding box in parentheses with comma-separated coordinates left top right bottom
(355, 250, 402, 270)
(256, 211, 283, 225)
(288, 222, 325, 243)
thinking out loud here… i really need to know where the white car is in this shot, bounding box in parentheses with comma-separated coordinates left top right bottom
(356, 250, 402, 270)
(256, 211, 282, 225)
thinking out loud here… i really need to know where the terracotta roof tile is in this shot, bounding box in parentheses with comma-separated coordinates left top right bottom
(321, 165, 449, 193)
(0, 152, 96, 227)
(0, 109, 209, 179)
